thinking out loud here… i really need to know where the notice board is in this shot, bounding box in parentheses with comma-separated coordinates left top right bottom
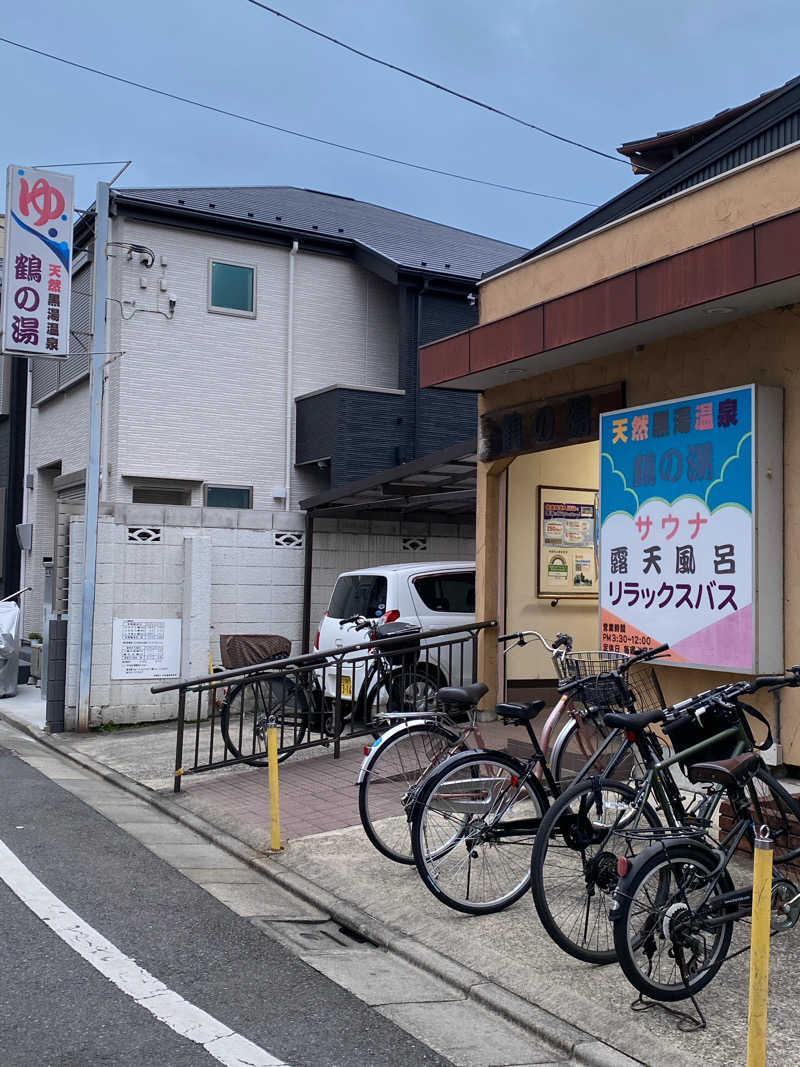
(111, 618, 182, 680)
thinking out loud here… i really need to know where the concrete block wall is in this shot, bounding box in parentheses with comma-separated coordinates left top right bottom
(65, 503, 474, 725)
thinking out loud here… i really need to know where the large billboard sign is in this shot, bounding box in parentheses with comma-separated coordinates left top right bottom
(2, 165, 74, 358)
(599, 385, 781, 673)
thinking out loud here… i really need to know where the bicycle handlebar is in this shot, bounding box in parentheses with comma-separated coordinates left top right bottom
(496, 630, 573, 656)
(339, 615, 374, 631)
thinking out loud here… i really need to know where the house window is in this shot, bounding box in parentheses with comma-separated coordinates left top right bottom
(132, 486, 192, 506)
(205, 485, 253, 509)
(208, 260, 255, 316)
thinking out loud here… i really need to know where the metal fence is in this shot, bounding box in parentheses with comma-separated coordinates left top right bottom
(152, 621, 496, 792)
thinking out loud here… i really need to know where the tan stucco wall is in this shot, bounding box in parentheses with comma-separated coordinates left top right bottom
(476, 307, 800, 764)
(505, 443, 600, 679)
(480, 144, 800, 324)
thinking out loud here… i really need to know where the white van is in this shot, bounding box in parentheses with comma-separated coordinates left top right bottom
(315, 562, 476, 711)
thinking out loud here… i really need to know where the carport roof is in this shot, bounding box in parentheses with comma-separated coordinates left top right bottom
(299, 440, 477, 523)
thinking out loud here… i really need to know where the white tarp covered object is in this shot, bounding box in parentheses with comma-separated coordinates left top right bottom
(0, 601, 21, 697)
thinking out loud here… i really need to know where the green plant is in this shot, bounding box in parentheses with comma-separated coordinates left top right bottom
(28, 632, 42, 642)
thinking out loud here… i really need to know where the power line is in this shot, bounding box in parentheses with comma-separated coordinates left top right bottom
(246, 0, 629, 167)
(0, 36, 598, 207)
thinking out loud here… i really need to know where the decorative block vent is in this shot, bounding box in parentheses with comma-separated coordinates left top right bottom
(274, 531, 304, 549)
(402, 536, 428, 552)
(127, 526, 162, 544)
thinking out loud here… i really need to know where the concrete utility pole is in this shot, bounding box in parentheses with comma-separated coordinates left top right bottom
(77, 181, 109, 731)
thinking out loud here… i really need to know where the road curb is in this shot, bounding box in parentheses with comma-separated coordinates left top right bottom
(1, 709, 644, 1067)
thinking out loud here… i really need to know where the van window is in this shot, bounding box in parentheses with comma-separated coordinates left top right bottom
(328, 575, 388, 619)
(413, 573, 475, 613)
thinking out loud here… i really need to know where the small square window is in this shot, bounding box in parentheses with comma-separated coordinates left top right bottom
(205, 485, 253, 509)
(208, 260, 255, 317)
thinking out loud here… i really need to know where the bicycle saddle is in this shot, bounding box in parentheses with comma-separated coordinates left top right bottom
(497, 700, 546, 723)
(603, 707, 664, 732)
(437, 682, 489, 707)
(685, 751, 761, 787)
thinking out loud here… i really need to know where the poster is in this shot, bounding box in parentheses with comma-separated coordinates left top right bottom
(537, 487, 598, 598)
(111, 618, 182, 680)
(2, 165, 74, 358)
(599, 386, 754, 670)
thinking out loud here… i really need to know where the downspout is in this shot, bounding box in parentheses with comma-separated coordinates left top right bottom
(284, 240, 299, 511)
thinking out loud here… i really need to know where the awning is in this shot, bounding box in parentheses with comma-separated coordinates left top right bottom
(299, 439, 477, 522)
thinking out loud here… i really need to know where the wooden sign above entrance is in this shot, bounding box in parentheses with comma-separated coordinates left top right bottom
(478, 382, 624, 463)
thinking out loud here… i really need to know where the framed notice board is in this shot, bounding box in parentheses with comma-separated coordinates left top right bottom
(537, 485, 599, 599)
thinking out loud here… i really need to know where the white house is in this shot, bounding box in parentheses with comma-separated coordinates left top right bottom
(24, 185, 523, 726)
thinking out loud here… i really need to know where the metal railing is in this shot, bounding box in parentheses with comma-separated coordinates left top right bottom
(153, 620, 496, 792)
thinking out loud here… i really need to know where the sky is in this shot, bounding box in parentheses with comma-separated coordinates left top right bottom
(2, 0, 800, 250)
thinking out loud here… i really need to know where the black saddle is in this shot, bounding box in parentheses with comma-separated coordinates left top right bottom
(497, 700, 546, 723)
(685, 751, 760, 787)
(437, 682, 489, 708)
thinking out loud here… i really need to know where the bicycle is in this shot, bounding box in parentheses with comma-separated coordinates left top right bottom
(408, 644, 667, 914)
(218, 615, 437, 766)
(357, 630, 646, 866)
(610, 668, 800, 1003)
(531, 667, 793, 966)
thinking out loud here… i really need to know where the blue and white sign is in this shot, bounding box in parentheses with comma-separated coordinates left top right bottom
(600, 386, 756, 671)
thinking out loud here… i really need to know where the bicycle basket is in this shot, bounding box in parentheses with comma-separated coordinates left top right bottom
(374, 621, 421, 671)
(662, 702, 745, 770)
(557, 650, 629, 682)
(564, 656, 665, 713)
(219, 633, 291, 670)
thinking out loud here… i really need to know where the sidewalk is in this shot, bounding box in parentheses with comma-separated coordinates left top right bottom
(2, 695, 796, 1067)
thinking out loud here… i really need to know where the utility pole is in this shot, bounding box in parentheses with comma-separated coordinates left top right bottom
(77, 181, 109, 731)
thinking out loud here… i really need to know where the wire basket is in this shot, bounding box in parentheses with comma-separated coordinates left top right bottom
(557, 650, 629, 682)
(558, 650, 665, 713)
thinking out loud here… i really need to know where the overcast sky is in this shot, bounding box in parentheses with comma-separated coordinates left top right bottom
(2, 0, 799, 249)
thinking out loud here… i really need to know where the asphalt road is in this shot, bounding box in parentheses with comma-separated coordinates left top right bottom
(0, 744, 452, 1067)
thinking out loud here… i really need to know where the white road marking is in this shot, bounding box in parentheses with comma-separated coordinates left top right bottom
(0, 837, 288, 1067)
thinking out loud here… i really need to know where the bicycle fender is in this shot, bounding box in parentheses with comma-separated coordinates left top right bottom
(356, 719, 457, 783)
(609, 836, 721, 921)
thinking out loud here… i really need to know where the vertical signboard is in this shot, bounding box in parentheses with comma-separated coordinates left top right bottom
(600, 385, 781, 672)
(2, 165, 74, 358)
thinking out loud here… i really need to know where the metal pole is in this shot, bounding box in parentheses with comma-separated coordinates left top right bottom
(746, 825, 774, 1067)
(77, 182, 109, 731)
(301, 510, 314, 653)
(267, 723, 281, 850)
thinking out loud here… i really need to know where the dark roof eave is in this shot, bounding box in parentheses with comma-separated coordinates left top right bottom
(111, 193, 477, 289)
(484, 73, 800, 278)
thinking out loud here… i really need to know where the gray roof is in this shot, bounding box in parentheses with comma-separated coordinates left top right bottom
(116, 185, 525, 281)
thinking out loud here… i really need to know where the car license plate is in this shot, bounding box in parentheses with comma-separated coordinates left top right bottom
(341, 675, 352, 698)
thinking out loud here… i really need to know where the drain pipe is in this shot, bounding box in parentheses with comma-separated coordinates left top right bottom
(284, 240, 299, 511)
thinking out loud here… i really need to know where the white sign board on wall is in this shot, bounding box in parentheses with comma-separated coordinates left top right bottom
(2, 165, 74, 358)
(112, 618, 182, 680)
(599, 385, 782, 673)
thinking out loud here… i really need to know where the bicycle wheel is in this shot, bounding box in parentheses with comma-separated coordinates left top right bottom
(359, 722, 462, 864)
(613, 840, 734, 1001)
(551, 714, 642, 788)
(742, 766, 800, 872)
(411, 750, 548, 914)
(530, 778, 661, 963)
(362, 670, 439, 726)
(219, 675, 308, 766)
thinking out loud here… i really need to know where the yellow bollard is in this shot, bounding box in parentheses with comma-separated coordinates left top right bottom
(746, 826, 773, 1067)
(267, 723, 282, 851)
